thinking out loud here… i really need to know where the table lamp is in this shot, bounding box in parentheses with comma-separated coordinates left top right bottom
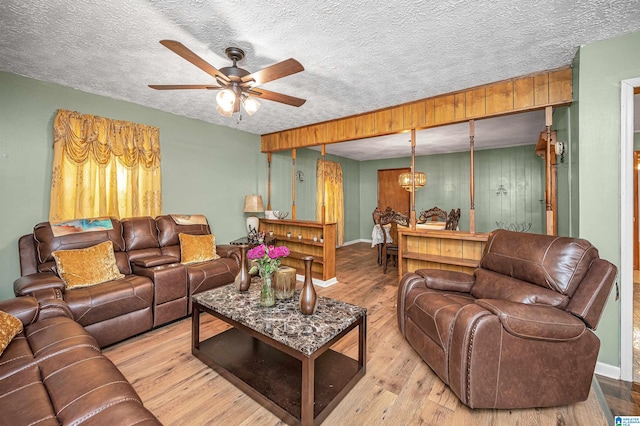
(243, 194, 264, 233)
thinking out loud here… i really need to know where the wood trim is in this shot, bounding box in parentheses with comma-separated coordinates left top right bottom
(635, 151, 639, 270)
(261, 67, 572, 152)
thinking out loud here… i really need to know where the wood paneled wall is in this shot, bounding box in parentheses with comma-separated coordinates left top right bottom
(261, 67, 572, 152)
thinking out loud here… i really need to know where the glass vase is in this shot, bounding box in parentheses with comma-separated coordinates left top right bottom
(259, 270, 275, 307)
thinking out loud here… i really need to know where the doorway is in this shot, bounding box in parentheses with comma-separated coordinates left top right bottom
(377, 168, 410, 214)
(621, 80, 640, 382)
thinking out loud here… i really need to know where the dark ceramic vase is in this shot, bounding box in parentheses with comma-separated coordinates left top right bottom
(235, 244, 251, 292)
(299, 256, 318, 315)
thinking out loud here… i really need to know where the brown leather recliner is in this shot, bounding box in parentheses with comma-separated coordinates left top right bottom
(0, 296, 160, 425)
(155, 215, 240, 313)
(14, 219, 154, 347)
(397, 229, 617, 409)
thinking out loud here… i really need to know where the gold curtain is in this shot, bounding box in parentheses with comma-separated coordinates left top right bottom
(316, 159, 344, 246)
(50, 109, 162, 222)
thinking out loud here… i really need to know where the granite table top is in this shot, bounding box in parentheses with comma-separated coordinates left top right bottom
(192, 284, 366, 357)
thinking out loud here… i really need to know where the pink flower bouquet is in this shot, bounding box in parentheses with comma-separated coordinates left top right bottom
(247, 244, 290, 277)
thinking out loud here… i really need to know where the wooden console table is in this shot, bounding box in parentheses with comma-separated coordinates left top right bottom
(398, 229, 489, 277)
(259, 219, 336, 285)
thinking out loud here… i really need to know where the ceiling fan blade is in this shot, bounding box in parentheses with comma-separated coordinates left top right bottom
(248, 88, 306, 107)
(159, 40, 230, 82)
(241, 58, 304, 86)
(148, 84, 222, 90)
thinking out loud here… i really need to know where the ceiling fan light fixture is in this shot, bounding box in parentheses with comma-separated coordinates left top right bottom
(216, 104, 233, 117)
(216, 89, 236, 114)
(242, 95, 261, 116)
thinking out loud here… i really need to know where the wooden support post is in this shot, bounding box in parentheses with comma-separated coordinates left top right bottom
(321, 145, 326, 224)
(545, 107, 554, 235)
(292, 149, 297, 220)
(469, 120, 476, 234)
(410, 129, 417, 230)
(267, 152, 272, 210)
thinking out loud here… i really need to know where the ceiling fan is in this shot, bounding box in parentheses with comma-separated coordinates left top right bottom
(149, 40, 306, 118)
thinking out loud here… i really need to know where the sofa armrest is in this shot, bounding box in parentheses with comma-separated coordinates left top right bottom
(216, 244, 240, 266)
(475, 298, 586, 341)
(415, 269, 475, 293)
(131, 255, 179, 268)
(397, 272, 429, 336)
(14, 273, 65, 296)
(30, 288, 74, 320)
(0, 296, 39, 325)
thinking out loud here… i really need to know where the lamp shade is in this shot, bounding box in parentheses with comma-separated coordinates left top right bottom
(243, 195, 264, 213)
(398, 172, 426, 192)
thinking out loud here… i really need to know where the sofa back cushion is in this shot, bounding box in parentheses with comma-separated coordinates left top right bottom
(33, 219, 130, 275)
(478, 229, 599, 298)
(121, 216, 162, 262)
(472, 269, 570, 308)
(156, 215, 212, 260)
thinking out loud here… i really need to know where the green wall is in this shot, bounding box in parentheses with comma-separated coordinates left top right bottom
(358, 145, 545, 236)
(0, 72, 262, 300)
(268, 148, 361, 243)
(572, 31, 640, 367)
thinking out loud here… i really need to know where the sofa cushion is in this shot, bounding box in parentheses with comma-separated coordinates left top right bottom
(52, 241, 125, 289)
(64, 275, 153, 327)
(0, 310, 23, 357)
(179, 233, 219, 265)
(479, 229, 599, 297)
(472, 269, 569, 308)
(0, 365, 59, 426)
(33, 219, 126, 264)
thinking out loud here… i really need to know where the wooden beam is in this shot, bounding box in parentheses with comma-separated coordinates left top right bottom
(545, 107, 554, 235)
(410, 129, 416, 230)
(469, 120, 475, 234)
(292, 149, 296, 220)
(267, 152, 272, 210)
(261, 67, 572, 152)
(321, 145, 326, 224)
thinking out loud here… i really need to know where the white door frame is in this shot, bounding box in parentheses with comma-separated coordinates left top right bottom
(620, 78, 640, 381)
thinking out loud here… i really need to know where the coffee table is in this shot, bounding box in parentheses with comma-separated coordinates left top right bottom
(191, 284, 366, 426)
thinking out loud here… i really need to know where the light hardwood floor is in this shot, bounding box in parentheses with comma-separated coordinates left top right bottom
(104, 243, 610, 425)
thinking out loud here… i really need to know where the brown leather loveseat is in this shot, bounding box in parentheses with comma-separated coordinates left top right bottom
(397, 229, 617, 409)
(0, 296, 160, 425)
(14, 214, 239, 347)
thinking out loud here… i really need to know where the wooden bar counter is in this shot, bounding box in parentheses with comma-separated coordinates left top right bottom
(398, 229, 489, 277)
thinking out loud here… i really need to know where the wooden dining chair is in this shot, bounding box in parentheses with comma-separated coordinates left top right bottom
(379, 207, 409, 274)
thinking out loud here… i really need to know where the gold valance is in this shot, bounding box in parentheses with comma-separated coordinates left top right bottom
(53, 109, 160, 169)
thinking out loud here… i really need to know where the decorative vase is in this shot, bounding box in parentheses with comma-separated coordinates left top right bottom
(235, 244, 251, 292)
(299, 256, 318, 315)
(259, 270, 275, 307)
(275, 266, 296, 300)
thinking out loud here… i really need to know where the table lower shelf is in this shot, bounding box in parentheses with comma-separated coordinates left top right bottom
(193, 327, 362, 424)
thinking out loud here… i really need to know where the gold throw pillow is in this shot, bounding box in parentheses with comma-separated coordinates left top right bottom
(179, 233, 219, 265)
(0, 310, 23, 357)
(52, 240, 125, 289)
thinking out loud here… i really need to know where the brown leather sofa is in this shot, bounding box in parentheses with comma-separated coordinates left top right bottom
(397, 229, 617, 409)
(0, 295, 160, 425)
(14, 215, 239, 347)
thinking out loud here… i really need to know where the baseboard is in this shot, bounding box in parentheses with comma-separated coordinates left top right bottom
(295, 274, 338, 288)
(595, 361, 620, 379)
(342, 239, 370, 246)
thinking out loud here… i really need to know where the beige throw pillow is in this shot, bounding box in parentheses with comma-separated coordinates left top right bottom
(52, 240, 125, 289)
(0, 310, 23, 356)
(179, 233, 219, 265)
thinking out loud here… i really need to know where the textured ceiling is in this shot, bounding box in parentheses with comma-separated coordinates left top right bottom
(1, 0, 640, 145)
